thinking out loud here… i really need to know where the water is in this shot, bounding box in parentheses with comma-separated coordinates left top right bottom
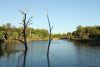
(0, 40, 100, 67)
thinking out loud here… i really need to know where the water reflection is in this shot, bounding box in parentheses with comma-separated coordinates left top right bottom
(0, 43, 4, 57)
(17, 52, 23, 67)
(0, 42, 25, 67)
(74, 41, 100, 48)
(47, 54, 50, 67)
(47, 41, 51, 67)
(1, 40, 100, 67)
(0, 43, 24, 57)
(22, 50, 27, 67)
(17, 47, 28, 67)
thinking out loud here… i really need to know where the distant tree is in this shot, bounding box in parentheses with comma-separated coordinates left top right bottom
(2, 23, 12, 40)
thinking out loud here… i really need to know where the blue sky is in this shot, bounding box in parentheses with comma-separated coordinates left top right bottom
(0, 0, 100, 33)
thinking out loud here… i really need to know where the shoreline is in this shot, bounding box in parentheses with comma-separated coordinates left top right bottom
(68, 38, 100, 45)
(0, 38, 59, 44)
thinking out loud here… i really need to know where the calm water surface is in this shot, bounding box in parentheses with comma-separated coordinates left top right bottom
(0, 40, 100, 67)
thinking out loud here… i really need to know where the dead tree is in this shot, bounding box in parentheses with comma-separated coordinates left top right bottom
(20, 10, 32, 50)
(47, 13, 54, 58)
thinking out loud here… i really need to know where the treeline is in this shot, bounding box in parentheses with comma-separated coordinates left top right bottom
(0, 23, 49, 42)
(66, 25, 100, 42)
(53, 33, 68, 39)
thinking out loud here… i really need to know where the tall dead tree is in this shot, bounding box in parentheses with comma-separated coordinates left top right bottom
(47, 14, 54, 63)
(20, 10, 32, 50)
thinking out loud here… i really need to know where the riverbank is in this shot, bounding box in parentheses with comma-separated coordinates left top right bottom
(69, 38, 100, 45)
(0, 37, 60, 44)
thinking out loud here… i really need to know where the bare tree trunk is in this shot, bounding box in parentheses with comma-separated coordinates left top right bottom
(23, 25, 28, 50)
(46, 13, 54, 67)
(47, 30, 52, 57)
(20, 10, 33, 50)
(46, 13, 54, 61)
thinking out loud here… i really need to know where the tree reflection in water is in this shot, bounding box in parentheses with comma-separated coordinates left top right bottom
(47, 41, 51, 67)
(17, 49, 27, 67)
(47, 53, 50, 67)
(22, 49, 27, 67)
(0, 43, 4, 57)
(0, 42, 27, 67)
(0, 43, 23, 57)
(0, 42, 51, 67)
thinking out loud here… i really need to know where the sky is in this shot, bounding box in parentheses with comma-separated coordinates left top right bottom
(0, 0, 100, 34)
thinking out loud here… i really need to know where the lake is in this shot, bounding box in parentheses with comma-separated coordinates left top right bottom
(0, 40, 100, 67)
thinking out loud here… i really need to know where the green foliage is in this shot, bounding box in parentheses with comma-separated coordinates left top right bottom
(53, 33, 68, 39)
(0, 23, 49, 41)
(69, 25, 100, 40)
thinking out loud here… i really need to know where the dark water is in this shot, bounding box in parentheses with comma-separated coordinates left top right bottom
(0, 40, 100, 67)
